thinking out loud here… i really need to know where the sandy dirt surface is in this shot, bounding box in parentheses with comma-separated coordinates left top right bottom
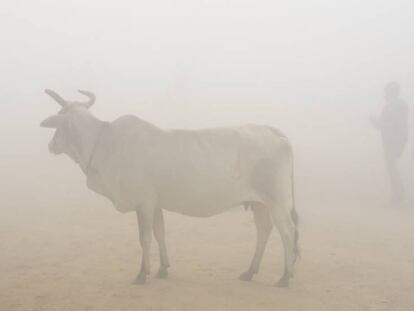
(1, 195, 414, 311)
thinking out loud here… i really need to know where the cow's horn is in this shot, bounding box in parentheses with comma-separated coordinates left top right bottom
(45, 89, 67, 107)
(78, 90, 95, 108)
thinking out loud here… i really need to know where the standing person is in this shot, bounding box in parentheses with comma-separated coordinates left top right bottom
(370, 82, 409, 206)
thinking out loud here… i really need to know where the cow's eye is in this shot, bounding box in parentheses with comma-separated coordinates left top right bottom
(58, 107, 69, 114)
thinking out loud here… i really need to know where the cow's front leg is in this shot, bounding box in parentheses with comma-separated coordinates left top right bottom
(153, 208, 170, 278)
(134, 207, 154, 285)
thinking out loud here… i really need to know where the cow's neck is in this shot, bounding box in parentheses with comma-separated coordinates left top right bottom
(71, 116, 107, 174)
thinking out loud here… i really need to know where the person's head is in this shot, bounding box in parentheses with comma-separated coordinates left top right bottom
(384, 81, 400, 102)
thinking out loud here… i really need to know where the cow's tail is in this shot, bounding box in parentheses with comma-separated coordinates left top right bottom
(290, 157, 300, 263)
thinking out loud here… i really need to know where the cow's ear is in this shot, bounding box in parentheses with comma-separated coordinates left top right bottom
(40, 115, 64, 128)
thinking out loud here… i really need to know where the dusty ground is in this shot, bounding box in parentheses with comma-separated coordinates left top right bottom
(1, 194, 413, 311)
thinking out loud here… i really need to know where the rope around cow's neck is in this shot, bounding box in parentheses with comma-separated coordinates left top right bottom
(82, 121, 110, 175)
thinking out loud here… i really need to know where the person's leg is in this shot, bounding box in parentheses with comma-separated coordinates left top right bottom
(385, 151, 404, 204)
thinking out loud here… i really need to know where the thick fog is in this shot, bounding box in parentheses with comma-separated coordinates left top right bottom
(1, 1, 414, 310)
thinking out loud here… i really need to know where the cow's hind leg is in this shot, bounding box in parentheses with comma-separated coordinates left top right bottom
(269, 203, 297, 288)
(153, 208, 170, 278)
(134, 208, 154, 284)
(239, 203, 273, 282)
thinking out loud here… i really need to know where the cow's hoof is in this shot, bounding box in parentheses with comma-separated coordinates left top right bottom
(156, 268, 168, 279)
(133, 274, 147, 285)
(238, 271, 254, 282)
(274, 276, 289, 288)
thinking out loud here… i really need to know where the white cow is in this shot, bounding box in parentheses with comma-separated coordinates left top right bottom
(40, 89, 299, 287)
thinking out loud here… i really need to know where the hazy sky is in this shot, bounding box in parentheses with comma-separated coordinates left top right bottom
(2, 0, 413, 118)
(1, 0, 413, 205)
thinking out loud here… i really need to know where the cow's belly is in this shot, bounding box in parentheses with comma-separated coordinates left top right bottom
(156, 182, 260, 217)
(160, 196, 241, 217)
(161, 197, 234, 217)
